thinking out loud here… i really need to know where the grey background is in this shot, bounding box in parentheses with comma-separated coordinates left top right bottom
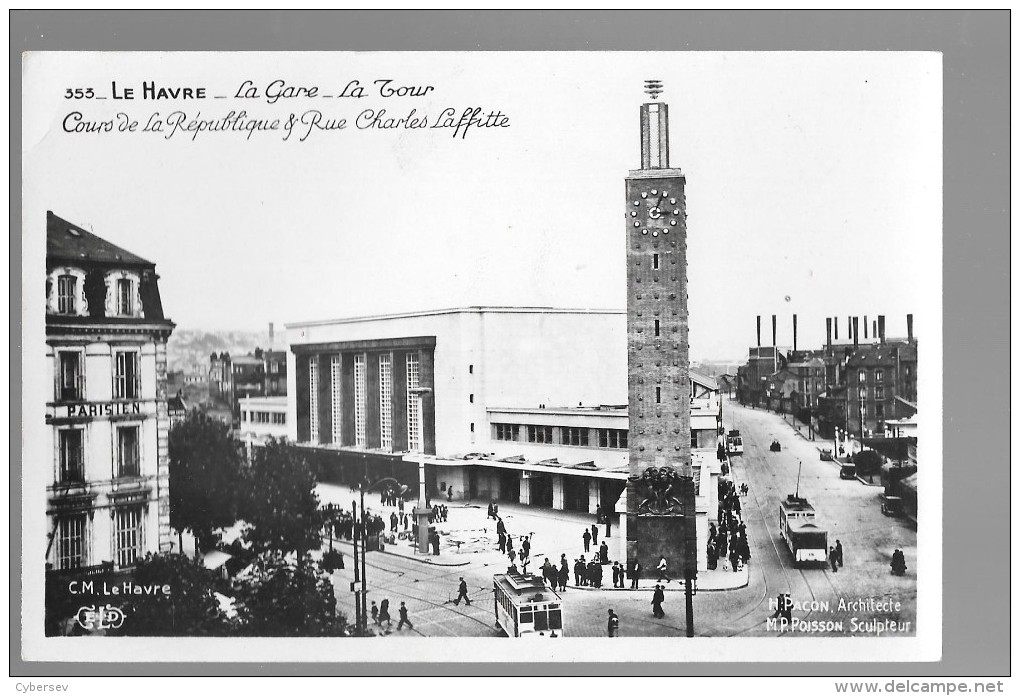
(10, 10, 1009, 676)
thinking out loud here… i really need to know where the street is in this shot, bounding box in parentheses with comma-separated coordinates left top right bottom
(325, 402, 917, 638)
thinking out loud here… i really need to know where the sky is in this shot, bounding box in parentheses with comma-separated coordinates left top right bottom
(23, 52, 941, 362)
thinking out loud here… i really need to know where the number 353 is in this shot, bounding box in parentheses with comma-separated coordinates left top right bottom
(64, 88, 96, 99)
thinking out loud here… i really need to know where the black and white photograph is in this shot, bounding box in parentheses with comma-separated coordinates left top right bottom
(22, 45, 946, 666)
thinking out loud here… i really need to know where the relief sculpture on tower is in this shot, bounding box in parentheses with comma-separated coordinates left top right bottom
(629, 465, 686, 516)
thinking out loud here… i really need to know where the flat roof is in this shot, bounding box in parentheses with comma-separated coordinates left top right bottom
(286, 306, 625, 329)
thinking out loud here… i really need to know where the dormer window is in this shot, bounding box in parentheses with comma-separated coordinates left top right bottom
(57, 275, 77, 314)
(117, 278, 134, 315)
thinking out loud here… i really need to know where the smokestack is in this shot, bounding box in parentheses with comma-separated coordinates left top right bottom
(852, 317, 859, 347)
(848, 316, 852, 340)
(826, 317, 832, 348)
(873, 319, 878, 341)
(269, 322, 275, 350)
(878, 315, 886, 344)
(793, 314, 798, 353)
(907, 314, 914, 342)
(756, 316, 761, 347)
(834, 316, 839, 341)
(772, 315, 777, 347)
(864, 315, 869, 339)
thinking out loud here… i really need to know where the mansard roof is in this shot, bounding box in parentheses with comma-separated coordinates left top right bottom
(46, 210, 153, 268)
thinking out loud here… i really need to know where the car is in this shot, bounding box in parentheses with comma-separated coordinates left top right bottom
(819, 448, 833, 461)
(839, 464, 857, 480)
(880, 495, 904, 517)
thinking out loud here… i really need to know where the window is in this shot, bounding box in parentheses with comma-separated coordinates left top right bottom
(875, 403, 885, 420)
(563, 427, 589, 446)
(597, 429, 628, 449)
(874, 387, 884, 401)
(58, 351, 84, 401)
(656, 386, 662, 403)
(653, 253, 659, 270)
(379, 354, 392, 449)
(858, 387, 867, 400)
(308, 358, 319, 442)
(117, 278, 134, 316)
(354, 354, 366, 447)
(527, 425, 553, 444)
(470, 422, 475, 433)
(114, 350, 140, 399)
(468, 364, 473, 374)
(654, 320, 660, 337)
(57, 275, 77, 314)
(272, 412, 286, 425)
(691, 431, 699, 448)
(55, 514, 87, 570)
(858, 370, 866, 383)
(269, 361, 279, 374)
(114, 507, 144, 568)
(117, 426, 140, 478)
(407, 353, 421, 451)
(469, 393, 474, 404)
(494, 423, 519, 441)
(330, 355, 341, 444)
(875, 370, 884, 383)
(58, 429, 85, 484)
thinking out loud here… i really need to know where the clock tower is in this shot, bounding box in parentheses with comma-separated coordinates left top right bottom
(625, 81, 698, 585)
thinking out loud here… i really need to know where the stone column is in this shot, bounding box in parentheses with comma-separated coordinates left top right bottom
(552, 475, 564, 510)
(588, 480, 601, 515)
(519, 472, 531, 505)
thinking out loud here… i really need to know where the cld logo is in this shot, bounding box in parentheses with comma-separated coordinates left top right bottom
(75, 604, 126, 631)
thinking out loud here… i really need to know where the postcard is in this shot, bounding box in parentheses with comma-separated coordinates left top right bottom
(21, 50, 941, 662)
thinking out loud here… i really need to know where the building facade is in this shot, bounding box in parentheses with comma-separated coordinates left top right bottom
(237, 395, 289, 461)
(45, 211, 175, 575)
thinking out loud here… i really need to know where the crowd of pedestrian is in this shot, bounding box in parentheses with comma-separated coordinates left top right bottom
(708, 477, 751, 572)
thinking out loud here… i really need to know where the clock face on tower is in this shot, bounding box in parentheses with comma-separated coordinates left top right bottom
(629, 188, 681, 238)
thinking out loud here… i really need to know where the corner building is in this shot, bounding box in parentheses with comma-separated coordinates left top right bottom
(44, 211, 175, 574)
(625, 93, 697, 574)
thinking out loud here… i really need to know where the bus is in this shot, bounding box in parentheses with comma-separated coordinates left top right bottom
(778, 495, 828, 565)
(726, 430, 744, 456)
(493, 572, 563, 638)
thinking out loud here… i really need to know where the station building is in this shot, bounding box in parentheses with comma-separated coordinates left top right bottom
(285, 306, 722, 569)
(44, 211, 175, 574)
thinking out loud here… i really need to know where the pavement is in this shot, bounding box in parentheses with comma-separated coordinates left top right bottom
(315, 484, 747, 591)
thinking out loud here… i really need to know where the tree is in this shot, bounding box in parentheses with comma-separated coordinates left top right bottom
(233, 552, 347, 636)
(168, 411, 246, 554)
(240, 438, 322, 558)
(120, 553, 233, 636)
(852, 448, 883, 479)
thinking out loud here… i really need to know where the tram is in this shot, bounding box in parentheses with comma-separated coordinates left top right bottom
(493, 572, 564, 638)
(726, 429, 744, 456)
(778, 494, 828, 565)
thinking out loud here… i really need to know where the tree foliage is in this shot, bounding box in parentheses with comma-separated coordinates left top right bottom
(121, 553, 233, 636)
(852, 448, 884, 475)
(168, 411, 246, 551)
(233, 552, 347, 636)
(240, 438, 322, 558)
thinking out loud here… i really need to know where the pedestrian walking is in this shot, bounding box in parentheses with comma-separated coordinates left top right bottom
(707, 541, 718, 570)
(582, 528, 592, 553)
(507, 535, 514, 558)
(371, 601, 380, 625)
(455, 577, 472, 605)
(835, 540, 844, 568)
(656, 555, 672, 583)
(558, 563, 569, 592)
(729, 546, 739, 572)
(521, 537, 531, 560)
(607, 609, 620, 637)
(379, 599, 391, 628)
(828, 546, 839, 573)
(630, 560, 641, 589)
(591, 523, 599, 545)
(397, 602, 413, 630)
(487, 502, 494, 520)
(599, 541, 609, 565)
(651, 585, 665, 618)
(496, 517, 506, 536)
(448, 487, 454, 502)
(573, 558, 583, 586)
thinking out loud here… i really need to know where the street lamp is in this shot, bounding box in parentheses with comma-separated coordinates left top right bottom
(408, 386, 433, 555)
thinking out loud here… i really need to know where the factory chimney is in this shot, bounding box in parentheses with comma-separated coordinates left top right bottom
(907, 314, 914, 343)
(864, 315, 869, 340)
(826, 317, 832, 349)
(772, 315, 777, 347)
(878, 315, 886, 344)
(793, 314, 798, 353)
(756, 315, 761, 347)
(852, 316, 859, 347)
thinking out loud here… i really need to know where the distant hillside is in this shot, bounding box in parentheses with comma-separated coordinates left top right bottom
(691, 360, 741, 378)
(167, 328, 275, 373)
